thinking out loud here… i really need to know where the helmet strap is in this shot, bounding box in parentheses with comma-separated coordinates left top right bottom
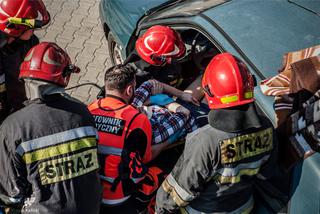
(150, 54, 167, 66)
(203, 85, 214, 97)
(62, 64, 80, 77)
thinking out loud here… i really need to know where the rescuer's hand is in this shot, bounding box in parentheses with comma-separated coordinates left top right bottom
(149, 79, 163, 95)
(176, 105, 190, 117)
(180, 91, 200, 106)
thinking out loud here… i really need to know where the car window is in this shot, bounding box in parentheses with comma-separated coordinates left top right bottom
(135, 26, 221, 90)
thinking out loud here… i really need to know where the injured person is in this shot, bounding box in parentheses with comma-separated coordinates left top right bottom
(132, 79, 198, 156)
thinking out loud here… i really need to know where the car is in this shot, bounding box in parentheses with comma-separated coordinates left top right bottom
(99, 0, 320, 213)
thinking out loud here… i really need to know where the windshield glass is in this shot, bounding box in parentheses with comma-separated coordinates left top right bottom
(203, 1, 320, 78)
(148, 0, 230, 19)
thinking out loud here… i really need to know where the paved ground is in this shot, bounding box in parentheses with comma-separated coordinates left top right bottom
(36, 0, 110, 104)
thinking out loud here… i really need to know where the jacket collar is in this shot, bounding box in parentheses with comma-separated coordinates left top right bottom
(208, 103, 262, 133)
(98, 94, 129, 111)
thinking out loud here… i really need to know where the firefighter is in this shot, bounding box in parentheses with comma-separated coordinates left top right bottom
(156, 53, 278, 214)
(88, 64, 165, 214)
(0, 42, 102, 214)
(0, 0, 50, 121)
(96, 25, 199, 107)
(125, 25, 186, 88)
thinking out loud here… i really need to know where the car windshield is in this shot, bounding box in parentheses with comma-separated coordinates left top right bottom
(203, 1, 320, 78)
(148, 0, 230, 19)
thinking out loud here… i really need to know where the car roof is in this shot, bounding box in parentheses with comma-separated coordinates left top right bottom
(203, 1, 320, 78)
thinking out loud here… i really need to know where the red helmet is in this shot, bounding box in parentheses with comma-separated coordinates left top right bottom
(0, 0, 50, 37)
(135, 25, 186, 66)
(20, 42, 80, 87)
(202, 53, 255, 109)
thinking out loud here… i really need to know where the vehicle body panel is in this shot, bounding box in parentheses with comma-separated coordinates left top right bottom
(290, 154, 320, 214)
(99, 0, 169, 50)
(290, 0, 320, 14)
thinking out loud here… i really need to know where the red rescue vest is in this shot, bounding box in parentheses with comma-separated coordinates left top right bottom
(88, 95, 152, 205)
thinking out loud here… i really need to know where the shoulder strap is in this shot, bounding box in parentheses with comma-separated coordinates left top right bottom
(111, 111, 141, 192)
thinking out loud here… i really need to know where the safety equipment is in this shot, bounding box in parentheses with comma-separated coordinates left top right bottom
(88, 95, 153, 206)
(19, 42, 80, 87)
(88, 95, 152, 205)
(202, 53, 255, 109)
(156, 114, 275, 213)
(0, 95, 102, 213)
(135, 25, 186, 66)
(0, 0, 50, 38)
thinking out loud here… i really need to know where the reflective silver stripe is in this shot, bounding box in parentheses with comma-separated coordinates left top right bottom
(184, 196, 254, 214)
(0, 74, 5, 84)
(100, 175, 115, 183)
(167, 173, 195, 202)
(132, 177, 144, 184)
(216, 155, 270, 177)
(16, 126, 98, 156)
(98, 145, 122, 156)
(102, 196, 131, 205)
(294, 132, 312, 153)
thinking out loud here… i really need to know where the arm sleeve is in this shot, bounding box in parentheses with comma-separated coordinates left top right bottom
(0, 58, 8, 122)
(132, 81, 153, 108)
(0, 126, 28, 205)
(257, 127, 279, 180)
(153, 112, 188, 144)
(156, 133, 217, 213)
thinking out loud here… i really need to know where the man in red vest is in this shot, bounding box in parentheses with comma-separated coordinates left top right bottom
(88, 64, 164, 213)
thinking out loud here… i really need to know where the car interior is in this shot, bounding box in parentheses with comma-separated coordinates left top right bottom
(173, 28, 221, 90)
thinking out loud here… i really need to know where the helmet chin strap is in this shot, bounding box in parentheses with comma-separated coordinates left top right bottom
(24, 79, 65, 100)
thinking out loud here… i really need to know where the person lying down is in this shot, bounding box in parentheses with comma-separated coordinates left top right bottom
(132, 79, 198, 147)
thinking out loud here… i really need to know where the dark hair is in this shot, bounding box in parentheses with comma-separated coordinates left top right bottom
(104, 64, 136, 93)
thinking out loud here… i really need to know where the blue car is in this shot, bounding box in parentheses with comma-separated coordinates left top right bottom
(99, 0, 320, 213)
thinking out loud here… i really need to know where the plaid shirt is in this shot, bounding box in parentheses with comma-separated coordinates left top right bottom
(132, 81, 197, 144)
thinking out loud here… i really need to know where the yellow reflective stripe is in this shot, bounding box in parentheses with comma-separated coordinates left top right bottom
(220, 95, 238, 104)
(162, 179, 188, 207)
(220, 128, 273, 164)
(23, 137, 96, 164)
(241, 198, 254, 214)
(216, 167, 260, 184)
(179, 207, 189, 214)
(8, 17, 35, 28)
(38, 148, 99, 185)
(244, 91, 253, 99)
(0, 84, 6, 93)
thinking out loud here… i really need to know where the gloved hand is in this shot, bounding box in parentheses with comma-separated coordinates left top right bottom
(150, 94, 174, 106)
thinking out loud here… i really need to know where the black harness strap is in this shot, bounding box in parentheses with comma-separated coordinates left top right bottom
(111, 112, 141, 192)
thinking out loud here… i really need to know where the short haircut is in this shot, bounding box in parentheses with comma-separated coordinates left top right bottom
(104, 64, 136, 93)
